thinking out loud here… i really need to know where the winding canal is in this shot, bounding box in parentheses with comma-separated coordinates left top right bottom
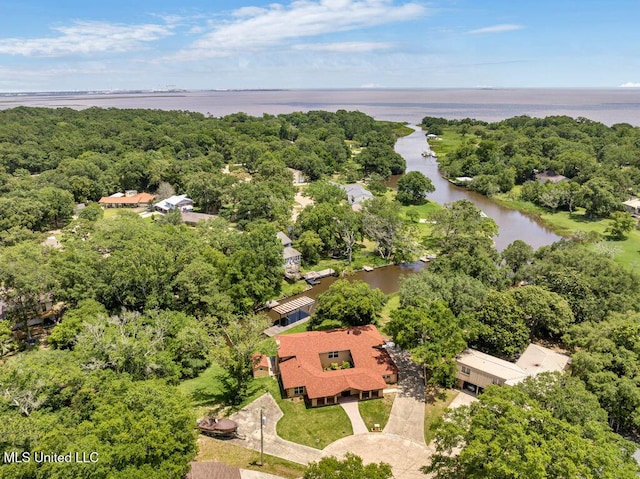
(396, 126, 562, 250)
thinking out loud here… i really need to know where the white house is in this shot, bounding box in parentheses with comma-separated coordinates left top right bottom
(277, 231, 302, 268)
(154, 194, 194, 213)
(339, 183, 373, 209)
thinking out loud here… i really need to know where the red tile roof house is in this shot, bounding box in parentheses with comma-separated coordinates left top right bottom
(275, 325, 398, 407)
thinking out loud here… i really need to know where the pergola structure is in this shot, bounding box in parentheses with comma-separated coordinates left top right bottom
(272, 296, 315, 326)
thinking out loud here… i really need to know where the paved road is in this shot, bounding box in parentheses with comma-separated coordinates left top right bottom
(447, 390, 478, 409)
(227, 393, 322, 465)
(383, 348, 426, 445)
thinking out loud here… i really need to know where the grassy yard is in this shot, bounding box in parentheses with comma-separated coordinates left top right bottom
(379, 292, 400, 332)
(424, 388, 458, 444)
(178, 362, 353, 450)
(358, 393, 396, 431)
(195, 436, 306, 479)
(495, 190, 640, 270)
(429, 129, 466, 158)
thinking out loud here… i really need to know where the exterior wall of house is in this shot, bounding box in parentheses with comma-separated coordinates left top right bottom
(318, 350, 353, 369)
(456, 365, 504, 389)
(383, 373, 398, 384)
(253, 367, 270, 379)
(284, 255, 301, 266)
(285, 386, 306, 398)
(309, 389, 384, 407)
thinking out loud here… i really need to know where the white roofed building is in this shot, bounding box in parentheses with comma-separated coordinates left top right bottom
(154, 194, 193, 213)
(456, 343, 570, 394)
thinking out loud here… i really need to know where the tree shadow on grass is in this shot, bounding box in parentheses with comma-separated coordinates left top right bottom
(425, 385, 448, 405)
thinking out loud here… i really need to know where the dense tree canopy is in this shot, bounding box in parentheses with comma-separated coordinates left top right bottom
(310, 280, 387, 329)
(426, 374, 640, 479)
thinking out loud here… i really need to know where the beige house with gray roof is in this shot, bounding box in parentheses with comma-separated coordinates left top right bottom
(456, 343, 570, 394)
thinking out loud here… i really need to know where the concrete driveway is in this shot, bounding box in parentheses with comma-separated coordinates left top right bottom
(382, 348, 426, 445)
(322, 433, 433, 479)
(227, 393, 322, 465)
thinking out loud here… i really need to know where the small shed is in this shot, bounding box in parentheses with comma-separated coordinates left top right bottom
(272, 296, 315, 326)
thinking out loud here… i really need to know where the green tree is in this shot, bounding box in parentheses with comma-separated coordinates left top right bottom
(304, 453, 392, 479)
(471, 290, 528, 359)
(48, 299, 107, 350)
(396, 171, 435, 205)
(399, 270, 488, 317)
(362, 197, 416, 261)
(225, 221, 283, 312)
(605, 211, 635, 240)
(0, 243, 56, 341)
(294, 230, 324, 265)
(508, 285, 575, 340)
(211, 314, 269, 401)
(425, 379, 640, 479)
(304, 181, 345, 205)
(501, 239, 533, 276)
(577, 176, 619, 218)
(37, 187, 75, 228)
(386, 302, 466, 386)
(311, 280, 387, 329)
(77, 202, 104, 222)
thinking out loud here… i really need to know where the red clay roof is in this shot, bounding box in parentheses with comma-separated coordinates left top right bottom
(98, 192, 156, 204)
(252, 353, 269, 370)
(276, 325, 397, 399)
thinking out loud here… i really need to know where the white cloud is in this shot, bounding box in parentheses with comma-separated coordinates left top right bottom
(174, 0, 425, 60)
(0, 20, 174, 57)
(292, 41, 394, 52)
(620, 82, 640, 88)
(466, 24, 524, 35)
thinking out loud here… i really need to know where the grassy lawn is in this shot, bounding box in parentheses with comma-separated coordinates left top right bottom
(495, 190, 640, 270)
(424, 388, 458, 444)
(179, 363, 353, 450)
(195, 435, 306, 479)
(379, 292, 399, 332)
(429, 129, 466, 158)
(358, 393, 396, 431)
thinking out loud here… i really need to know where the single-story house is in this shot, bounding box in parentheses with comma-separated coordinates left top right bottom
(98, 191, 157, 208)
(181, 211, 215, 226)
(623, 198, 640, 216)
(455, 343, 570, 394)
(277, 231, 302, 267)
(535, 170, 568, 184)
(275, 325, 397, 407)
(154, 194, 193, 213)
(340, 183, 374, 208)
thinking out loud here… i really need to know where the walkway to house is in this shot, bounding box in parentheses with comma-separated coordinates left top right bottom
(447, 390, 478, 409)
(187, 462, 286, 479)
(227, 393, 322, 465)
(382, 347, 426, 444)
(339, 397, 368, 434)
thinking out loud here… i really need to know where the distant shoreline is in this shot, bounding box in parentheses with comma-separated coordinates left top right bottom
(1, 88, 639, 126)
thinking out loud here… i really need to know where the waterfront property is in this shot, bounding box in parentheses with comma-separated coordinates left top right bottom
(535, 170, 568, 184)
(338, 183, 374, 209)
(455, 343, 570, 394)
(275, 325, 397, 407)
(277, 231, 302, 271)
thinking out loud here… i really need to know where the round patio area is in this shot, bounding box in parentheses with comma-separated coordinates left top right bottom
(321, 433, 434, 479)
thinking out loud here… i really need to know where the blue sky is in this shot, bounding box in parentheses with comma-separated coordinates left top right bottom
(0, 0, 638, 91)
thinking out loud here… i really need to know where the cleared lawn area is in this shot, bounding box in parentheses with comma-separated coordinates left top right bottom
(379, 292, 399, 331)
(495, 191, 640, 270)
(177, 364, 277, 418)
(274, 391, 353, 449)
(424, 389, 458, 444)
(358, 393, 396, 431)
(195, 436, 306, 479)
(179, 364, 352, 449)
